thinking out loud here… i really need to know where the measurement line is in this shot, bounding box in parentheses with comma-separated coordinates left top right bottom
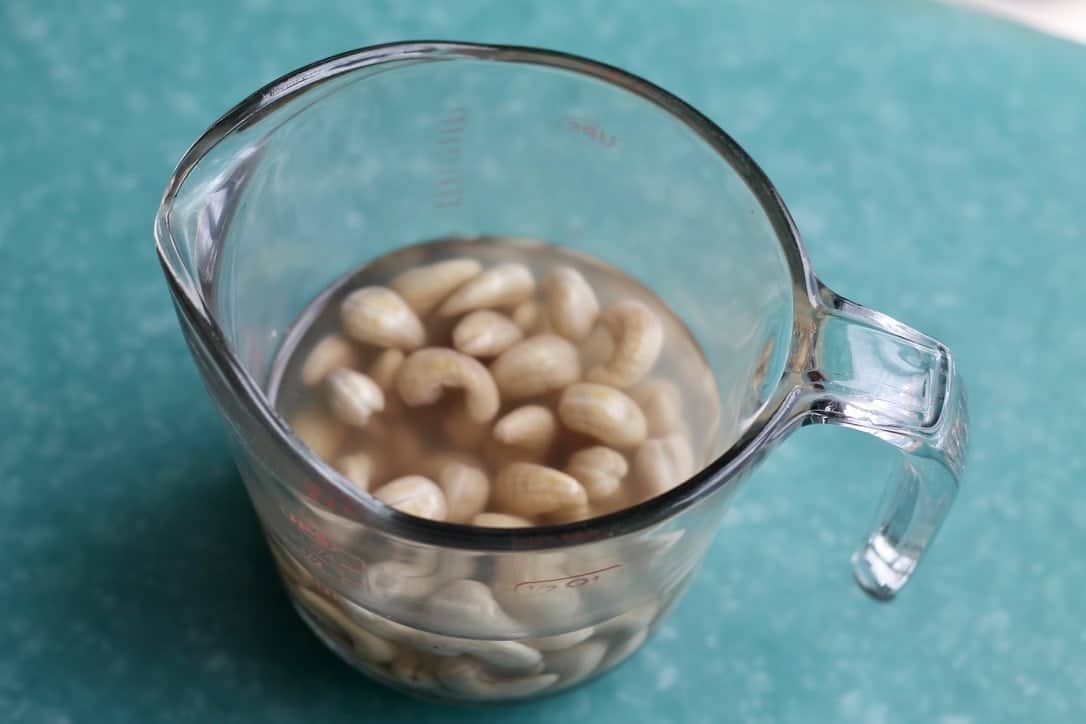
(515, 564, 622, 588)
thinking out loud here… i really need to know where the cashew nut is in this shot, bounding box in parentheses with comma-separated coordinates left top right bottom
(289, 405, 346, 461)
(511, 300, 542, 332)
(472, 512, 534, 527)
(294, 587, 396, 662)
(586, 300, 663, 388)
(372, 475, 447, 521)
(522, 626, 596, 652)
(493, 463, 588, 517)
(595, 601, 659, 636)
(390, 258, 483, 316)
(633, 433, 695, 498)
(493, 551, 581, 627)
(334, 451, 380, 492)
(438, 262, 536, 317)
(389, 649, 439, 690)
(493, 405, 557, 459)
(423, 579, 520, 638)
(544, 640, 608, 683)
(435, 657, 557, 699)
(452, 309, 524, 357)
(490, 334, 581, 400)
(367, 348, 405, 392)
(397, 347, 500, 423)
(326, 369, 385, 428)
(364, 560, 437, 606)
(340, 286, 426, 350)
(631, 378, 684, 437)
(542, 503, 593, 525)
(565, 446, 628, 501)
(424, 455, 490, 524)
(300, 334, 360, 387)
(544, 266, 599, 342)
(557, 383, 647, 448)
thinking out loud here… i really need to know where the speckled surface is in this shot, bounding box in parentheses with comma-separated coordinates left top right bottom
(2, 1, 1084, 722)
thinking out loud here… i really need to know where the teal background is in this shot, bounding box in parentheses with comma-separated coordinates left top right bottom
(2, 1, 1083, 722)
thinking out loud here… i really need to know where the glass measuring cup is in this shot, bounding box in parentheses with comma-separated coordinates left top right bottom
(154, 42, 967, 701)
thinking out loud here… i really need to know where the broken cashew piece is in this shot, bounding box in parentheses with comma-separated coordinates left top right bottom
(587, 300, 663, 389)
(390, 258, 483, 316)
(397, 347, 500, 423)
(340, 286, 426, 350)
(438, 262, 536, 317)
(544, 266, 600, 342)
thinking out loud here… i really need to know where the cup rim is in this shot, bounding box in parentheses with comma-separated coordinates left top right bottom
(154, 41, 818, 550)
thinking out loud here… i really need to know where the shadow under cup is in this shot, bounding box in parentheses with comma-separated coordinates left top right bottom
(155, 43, 965, 702)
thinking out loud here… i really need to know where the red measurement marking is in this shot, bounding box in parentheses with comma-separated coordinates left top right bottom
(563, 115, 617, 148)
(514, 564, 622, 593)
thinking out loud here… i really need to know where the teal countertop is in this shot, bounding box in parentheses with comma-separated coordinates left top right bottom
(2, 1, 1084, 722)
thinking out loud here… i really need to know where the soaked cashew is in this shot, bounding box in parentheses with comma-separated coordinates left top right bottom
(340, 286, 426, 350)
(289, 406, 346, 460)
(565, 446, 628, 501)
(452, 310, 524, 357)
(544, 640, 608, 683)
(542, 504, 593, 525)
(424, 455, 490, 524)
(300, 334, 359, 387)
(493, 405, 557, 459)
(632, 378, 684, 437)
(493, 463, 588, 517)
(372, 475, 448, 521)
(367, 348, 405, 392)
(490, 334, 581, 400)
(435, 657, 557, 699)
(595, 601, 659, 636)
(390, 258, 483, 316)
(326, 369, 385, 428)
(365, 560, 437, 606)
(544, 266, 600, 342)
(389, 649, 439, 690)
(587, 300, 663, 389)
(335, 451, 379, 492)
(295, 587, 397, 662)
(523, 626, 596, 652)
(633, 433, 695, 497)
(397, 348, 500, 423)
(511, 300, 542, 332)
(493, 551, 581, 626)
(558, 383, 648, 448)
(472, 512, 533, 527)
(438, 262, 535, 317)
(424, 579, 520, 638)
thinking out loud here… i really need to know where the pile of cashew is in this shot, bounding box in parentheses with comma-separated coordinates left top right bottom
(282, 252, 709, 700)
(291, 256, 700, 524)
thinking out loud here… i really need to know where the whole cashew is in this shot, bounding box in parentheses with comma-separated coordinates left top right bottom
(391, 258, 483, 316)
(490, 334, 581, 400)
(631, 378, 684, 437)
(452, 309, 524, 358)
(544, 266, 600, 342)
(438, 262, 536, 317)
(326, 369, 385, 428)
(493, 462, 588, 517)
(340, 286, 426, 350)
(372, 475, 448, 521)
(397, 347, 500, 423)
(565, 446, 628, 501)
(424, 454, 490, 524)
(557, 383, 647, 448)
(492, 405, 557, 459)
(300, 334, 359, 387)
(586, 300, 663, 388)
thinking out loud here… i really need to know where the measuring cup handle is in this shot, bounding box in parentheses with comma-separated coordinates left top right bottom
(794, 284, 968, 601)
